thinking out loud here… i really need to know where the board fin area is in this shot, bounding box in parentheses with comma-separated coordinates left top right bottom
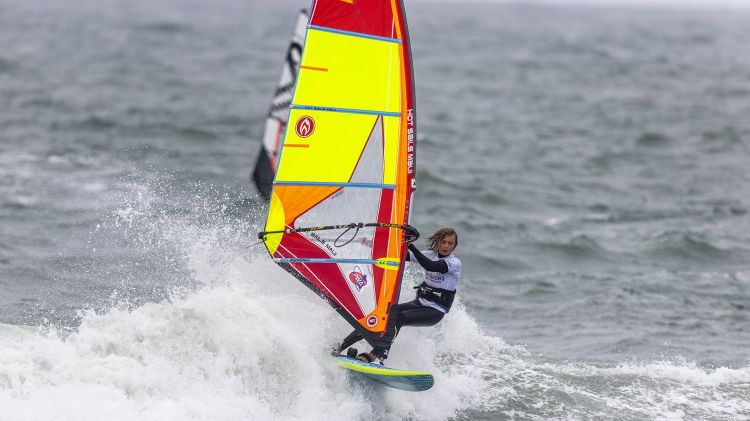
(334, 355, 434, 392)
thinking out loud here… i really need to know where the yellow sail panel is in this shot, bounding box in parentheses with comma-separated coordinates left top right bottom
(276, 110, 379, 183)
(294, 29, 401, 113)
(264, 191, 286, 255)
(382, 115, 400, 185)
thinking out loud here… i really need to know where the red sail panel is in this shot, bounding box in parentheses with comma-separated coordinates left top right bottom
(275, 233, 365, 319)
(310, 0, 396, 40)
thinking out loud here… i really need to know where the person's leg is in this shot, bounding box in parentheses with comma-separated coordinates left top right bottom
(338, 300, 423, 354)
(393, 299, 423, 316)
(335, 330, 363, 354)
(397, 303, 445, 329)
(369, 300, 445, 360)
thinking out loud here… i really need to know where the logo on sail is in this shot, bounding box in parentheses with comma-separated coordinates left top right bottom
(295, 115, 315, 138)
(366, 315, 378, 328)
(348, 266, 368, 291)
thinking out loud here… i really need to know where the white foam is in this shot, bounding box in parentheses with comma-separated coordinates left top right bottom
(3, 188, 747, 420)
(607, 359, 750, 386)
(0, 208, 494, 420)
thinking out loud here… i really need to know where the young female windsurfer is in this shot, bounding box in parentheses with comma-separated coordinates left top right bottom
(335, 227, 462, 363)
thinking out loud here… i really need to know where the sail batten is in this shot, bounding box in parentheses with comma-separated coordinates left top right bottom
(290, 104, 401, 117)
(261, 0, 416, 353)
(277, 258, 400, 266)
(274, 181, 396, 189)
(308, 24, 402, 44)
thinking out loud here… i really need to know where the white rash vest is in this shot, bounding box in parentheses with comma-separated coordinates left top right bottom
(407, 249, 462, 313)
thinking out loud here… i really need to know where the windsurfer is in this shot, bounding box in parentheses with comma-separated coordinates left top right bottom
(335, 227, 461, 363)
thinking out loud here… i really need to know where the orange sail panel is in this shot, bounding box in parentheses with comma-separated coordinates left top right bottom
(261, 0, 416, 342)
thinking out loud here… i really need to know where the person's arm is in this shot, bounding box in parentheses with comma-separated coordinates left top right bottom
(407, 243, 449, 273)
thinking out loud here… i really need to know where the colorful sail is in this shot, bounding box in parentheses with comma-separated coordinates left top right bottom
(252, 9, 309, 201)
(259, 0, 416, 351)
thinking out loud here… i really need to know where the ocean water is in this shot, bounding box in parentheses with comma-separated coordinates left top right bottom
(1, 0, 750, 419)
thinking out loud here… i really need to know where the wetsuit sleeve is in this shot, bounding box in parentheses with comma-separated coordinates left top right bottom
(407, 243, 449, 273)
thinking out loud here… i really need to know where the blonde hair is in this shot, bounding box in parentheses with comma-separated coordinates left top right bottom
(425, 227, 458, 252)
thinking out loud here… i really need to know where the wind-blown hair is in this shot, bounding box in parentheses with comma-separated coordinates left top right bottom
(425, 227, 458, 252)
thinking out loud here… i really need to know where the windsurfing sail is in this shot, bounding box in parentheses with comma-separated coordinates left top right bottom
(258, 0, 417, 356)
(252, 9, 309, 201)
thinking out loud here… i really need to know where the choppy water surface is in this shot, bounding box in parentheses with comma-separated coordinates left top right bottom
(1, 0, 749, 419)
